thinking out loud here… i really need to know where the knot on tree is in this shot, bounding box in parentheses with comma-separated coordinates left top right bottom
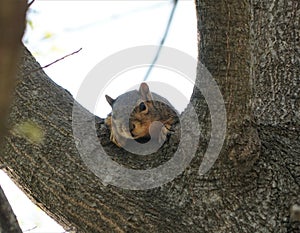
(228, 119, 261, 173)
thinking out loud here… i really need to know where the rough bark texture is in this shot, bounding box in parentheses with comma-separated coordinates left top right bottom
(0, 0, 299, 233)
(194, 0, 260, 172)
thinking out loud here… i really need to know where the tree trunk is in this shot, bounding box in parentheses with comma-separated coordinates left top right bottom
(0, 0, 299, 233)
(0, 1, 26, 232)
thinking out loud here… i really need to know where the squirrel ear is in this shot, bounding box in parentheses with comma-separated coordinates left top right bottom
(139, 82, 153, 101)
(105, 95, 115, 107)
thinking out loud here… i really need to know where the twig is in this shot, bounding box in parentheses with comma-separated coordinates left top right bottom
(24, 48, 82, 76)
(143, 0, 178, 81)
(23, 225, 37, 232)
(27, 0, 35, 9)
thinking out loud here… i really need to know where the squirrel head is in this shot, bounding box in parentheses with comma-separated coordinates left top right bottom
(105, 83, 156, 141)
(105, 82, 178, 147)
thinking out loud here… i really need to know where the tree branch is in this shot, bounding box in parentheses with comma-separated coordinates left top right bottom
(0, 186, 22, 233)
(0, 1, 27, 232)
(194, 0, 261, 172)
(24, 48, 82, 76)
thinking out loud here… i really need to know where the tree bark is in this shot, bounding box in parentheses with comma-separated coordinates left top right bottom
(0, 0, 26, 141)
(194, 0, 260, 172)
(0, 0, 299, 233)
(0, 1, 26, 232)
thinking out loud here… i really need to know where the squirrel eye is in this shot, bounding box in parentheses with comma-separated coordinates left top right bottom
(139, 102, 147, 112)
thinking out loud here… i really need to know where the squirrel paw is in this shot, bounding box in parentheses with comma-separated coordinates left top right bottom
(158, 124, 173, 144)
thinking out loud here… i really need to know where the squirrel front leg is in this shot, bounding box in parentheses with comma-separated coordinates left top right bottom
(105, 115, 126, 147)
(105, 115, 116, 145)
(148, 120, 174, 144)
(159, 122, 174, 144)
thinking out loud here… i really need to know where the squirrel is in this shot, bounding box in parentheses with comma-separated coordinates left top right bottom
(105, 82, 179, 147)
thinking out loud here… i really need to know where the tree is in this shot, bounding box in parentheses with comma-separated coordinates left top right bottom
(0, 0, 26, 232)
(1, 0, 299, 232)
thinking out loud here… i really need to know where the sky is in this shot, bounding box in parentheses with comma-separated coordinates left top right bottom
(0, 1, 197, 232)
